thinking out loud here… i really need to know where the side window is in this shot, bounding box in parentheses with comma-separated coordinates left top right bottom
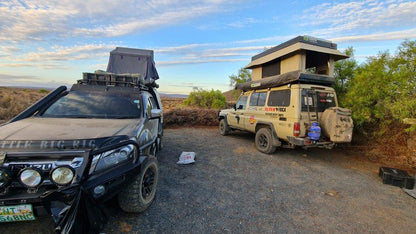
(257, 92, 267, 106)
(267, 90, 291, 107)
(149, 97, 157, 109)
(250, 92, 267, 106)
(236, 96, 248, 110)
(146, 99, 153, 117)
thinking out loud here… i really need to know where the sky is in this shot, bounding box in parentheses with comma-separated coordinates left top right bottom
(0, 0, 415, 94)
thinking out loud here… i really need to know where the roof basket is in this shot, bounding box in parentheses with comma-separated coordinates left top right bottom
(78, 70, 158, 88)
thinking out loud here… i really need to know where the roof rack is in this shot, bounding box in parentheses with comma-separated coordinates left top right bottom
(78, 71, 158, 89)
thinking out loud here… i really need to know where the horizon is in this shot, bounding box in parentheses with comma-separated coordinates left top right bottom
(0, 0, 415, 95)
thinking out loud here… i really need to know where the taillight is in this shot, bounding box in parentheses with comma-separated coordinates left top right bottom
(294, 122, 300, 137)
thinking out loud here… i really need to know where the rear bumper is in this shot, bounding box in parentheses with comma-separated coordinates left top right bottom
(287, 136, 335, 149)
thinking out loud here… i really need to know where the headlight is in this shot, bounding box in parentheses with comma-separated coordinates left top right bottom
(51, 166, 75, 186)
(19, 168, 42, 187)
(89, 144, 135, 174)
(0, 169, 11, 189)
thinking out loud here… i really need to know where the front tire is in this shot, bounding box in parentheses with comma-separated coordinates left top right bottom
(118, 156, 159, 213)
(219, 119, 230, 136)
(255, 128, 276, 154)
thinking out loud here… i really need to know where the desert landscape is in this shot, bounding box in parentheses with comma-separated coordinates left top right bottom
(1, 86, 415, 171)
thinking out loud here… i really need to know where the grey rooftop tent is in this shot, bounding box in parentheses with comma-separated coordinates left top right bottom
(106, 47, 159, 82)
(235, 70, 335, 92)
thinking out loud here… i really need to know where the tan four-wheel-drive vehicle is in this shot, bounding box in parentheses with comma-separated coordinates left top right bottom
(218, 71, 354, 154)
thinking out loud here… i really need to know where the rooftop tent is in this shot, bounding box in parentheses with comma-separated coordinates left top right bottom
(106, 47, 159, 82)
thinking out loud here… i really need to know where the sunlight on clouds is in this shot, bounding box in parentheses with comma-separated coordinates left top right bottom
(158, 58, 246, 66)
(0, 0, 243, 42)
(4, 44, 116, 62)
(302, 0, 416, 36)
(330, 28, 416, 42)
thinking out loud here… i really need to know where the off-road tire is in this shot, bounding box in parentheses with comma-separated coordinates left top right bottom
(219, 119, 230, 136)
(255, 128, 276, 154)
(156, 136, 162, 153)
(118, 156, 159, 213)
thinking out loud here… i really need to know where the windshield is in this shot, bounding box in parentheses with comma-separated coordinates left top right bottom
(40, 91, 142, 119)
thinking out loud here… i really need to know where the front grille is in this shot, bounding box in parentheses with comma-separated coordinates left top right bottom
(0, 150, 88, 198)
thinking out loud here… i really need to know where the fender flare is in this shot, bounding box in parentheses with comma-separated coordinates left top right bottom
(255, 121, 281, 147)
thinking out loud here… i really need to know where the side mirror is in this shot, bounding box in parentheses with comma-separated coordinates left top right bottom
(233, 104, 237, 110)
(150, 109, 162, 119)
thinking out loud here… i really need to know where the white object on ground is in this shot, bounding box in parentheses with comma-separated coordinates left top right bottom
(177, 152, 196, 164)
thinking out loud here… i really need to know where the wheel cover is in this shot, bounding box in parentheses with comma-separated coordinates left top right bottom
(258, 134, 268, 148)
(141, 166, 156, 200)
(220, 122, 225, 133)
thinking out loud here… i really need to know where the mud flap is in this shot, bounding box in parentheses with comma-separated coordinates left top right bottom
(59, 190, 108, 234)
(42, 186, 108, 234)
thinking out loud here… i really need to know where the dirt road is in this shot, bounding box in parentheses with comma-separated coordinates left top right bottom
(104, 127, 415, 233)
(1, 127, 415, 233)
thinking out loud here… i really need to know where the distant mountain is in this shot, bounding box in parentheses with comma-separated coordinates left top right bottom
(1, 85, 54, 90)
(159, 93, 188, 98)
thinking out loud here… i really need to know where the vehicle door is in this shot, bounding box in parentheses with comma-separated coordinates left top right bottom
(140, 95, 160, 145)
(266, 89, 292, 139)
(227, 94, 249, 129)
(147, 96, 160, 139)
(244, 91, 267, 132)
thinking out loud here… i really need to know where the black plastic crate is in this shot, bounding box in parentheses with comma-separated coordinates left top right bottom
(379, 167, 415, 189)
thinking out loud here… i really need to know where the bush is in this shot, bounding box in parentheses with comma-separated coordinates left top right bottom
(183, 88, 227, 109)
(343, 40, 416, 131)
(38, 89, 49, 94)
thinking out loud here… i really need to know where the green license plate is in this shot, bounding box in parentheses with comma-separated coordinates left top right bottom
(0, 204, 36, 222)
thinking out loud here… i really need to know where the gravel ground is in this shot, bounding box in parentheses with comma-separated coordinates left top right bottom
(1, 127, 415, 233)
(104, 127, 416, 233)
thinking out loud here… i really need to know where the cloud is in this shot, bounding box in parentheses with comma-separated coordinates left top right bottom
(0, 73, 70, 87)
(0, 43, 118, 70)
(158, 58, 247, 66)
(20, 44, 116, 62)
(302, 0, 416, 35)
(0, 63, 71, 70)
(0, 0, 245, 43)
(330, 28, 416, 43)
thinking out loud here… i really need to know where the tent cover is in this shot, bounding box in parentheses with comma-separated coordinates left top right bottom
(235, 71, 334, 91)
(106, 47, 159, 82)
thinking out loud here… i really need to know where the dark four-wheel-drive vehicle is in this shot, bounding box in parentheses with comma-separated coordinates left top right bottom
(0, 48, 163, 233)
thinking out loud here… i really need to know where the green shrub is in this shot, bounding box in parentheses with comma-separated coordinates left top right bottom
(183, 88, 227, 109)
(343, 40, 416, 131)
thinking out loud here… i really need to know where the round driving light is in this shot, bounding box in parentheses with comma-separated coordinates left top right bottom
(51, 166, 75, 186)
(19, 168, 42, 187)
(93, 185, 105, 195)
(0, 169, 11, 189)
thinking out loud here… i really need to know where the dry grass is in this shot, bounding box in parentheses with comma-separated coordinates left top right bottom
(0, 89, 221, 127)
(162, 97, 220, 127)
(0, 87, 49, 124)
(2, 87, 413, 170)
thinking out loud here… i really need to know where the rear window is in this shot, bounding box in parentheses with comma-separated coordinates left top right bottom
(249, 92, 267, 106)
(267, 90, 291, 107)
(301, 89, 336, 112)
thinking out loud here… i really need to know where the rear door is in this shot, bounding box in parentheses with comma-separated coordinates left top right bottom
(300, 87, 337, 135)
